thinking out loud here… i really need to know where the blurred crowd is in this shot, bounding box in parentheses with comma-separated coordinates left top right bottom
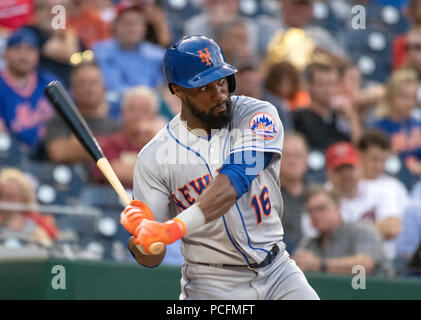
(0, 0, 421, 278)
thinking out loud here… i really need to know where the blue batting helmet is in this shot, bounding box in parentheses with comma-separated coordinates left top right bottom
(163, 35, 237, 94)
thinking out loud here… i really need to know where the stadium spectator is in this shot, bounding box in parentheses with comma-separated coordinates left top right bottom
(127, 0, 172, 48)
(91, 86, 166, 187)
(24, 0, 85, 87)
(263, 0, 347, 70)
(45, 61, 119, 163)
(66, 0, 111, 49)
(0, 168, 58, 247)
(293, 63, 362, 151)
(0, 0, 34, 32)
(157, 85, 182, 120)
(325, 141, 404, 262)
(183, 0, 261, 59)
(279, 132, 310, 253)
(405, 27, 421, 75)
(213, 18, 254, 64)
(92, 3, 165, 97)
(358, 129, 410, 204)
(392, 0, 421, 70)
(372, 68, 421, 178)
(233, 60, 264, 100)
(292, 185, 388, 276)
(264, 61, 311, 112)
(234, 59, 293, 132)
(338, 63, 385, 126)
(396, 203, 421, 269)
(0, 27, 55, 155)
(90, 0, 116, 24)
(401, 26, 421, 106)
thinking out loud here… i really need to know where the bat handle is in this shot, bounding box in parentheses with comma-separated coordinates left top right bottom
(97, 157, 131, 206)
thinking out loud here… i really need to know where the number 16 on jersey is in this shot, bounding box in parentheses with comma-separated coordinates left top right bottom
(251, 186, 272, 224)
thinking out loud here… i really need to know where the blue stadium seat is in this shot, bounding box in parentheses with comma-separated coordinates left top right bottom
(0, 133, 22, 167)
(364, 2, 409, 36)
(311, 1, 346, 39)
(162, 0, 202, 42)
(21, 161, 85, 205)
(306, 150, 327, 184)
(55, 212, 98, 244)
(339, 28, 392, 82)
(394, 164, 419, 191)
(93, 209, 130, 261)
(79, 184, 126, 210)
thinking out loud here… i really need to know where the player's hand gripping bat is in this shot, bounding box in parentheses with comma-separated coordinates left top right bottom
(44, 81, 165, 255)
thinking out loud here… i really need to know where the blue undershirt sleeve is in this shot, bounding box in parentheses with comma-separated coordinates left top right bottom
(219, 151, 273, 200)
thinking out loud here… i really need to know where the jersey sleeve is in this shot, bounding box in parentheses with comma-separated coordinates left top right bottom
(132, 153, 172, 222)
(229, 97, 284, 168)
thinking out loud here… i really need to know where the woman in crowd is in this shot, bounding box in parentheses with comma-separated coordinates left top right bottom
(0, 168, 58, 247)
(372, 67, 421, 177)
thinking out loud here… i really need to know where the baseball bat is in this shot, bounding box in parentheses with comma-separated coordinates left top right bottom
(44, 81, 164, 255)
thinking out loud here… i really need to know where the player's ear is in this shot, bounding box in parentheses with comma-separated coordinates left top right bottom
(171, 84, 184, 100)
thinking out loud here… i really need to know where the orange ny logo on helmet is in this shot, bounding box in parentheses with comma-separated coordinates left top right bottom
(198, 48, 212, 66)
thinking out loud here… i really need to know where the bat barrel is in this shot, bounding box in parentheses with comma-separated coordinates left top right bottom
(44, 81, 104, 162)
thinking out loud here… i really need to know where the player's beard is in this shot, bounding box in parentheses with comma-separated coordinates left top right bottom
(186, 96, 233, 130)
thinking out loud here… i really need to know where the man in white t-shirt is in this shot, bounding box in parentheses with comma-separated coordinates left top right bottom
(301, 140, 407, 262)
(326, 141, 407, 261)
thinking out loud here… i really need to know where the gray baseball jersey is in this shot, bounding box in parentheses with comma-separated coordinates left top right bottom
(133, 95, 319, 299)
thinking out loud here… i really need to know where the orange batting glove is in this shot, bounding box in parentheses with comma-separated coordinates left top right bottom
(120, 200, 154, 234)
(133, 218, 186, 254)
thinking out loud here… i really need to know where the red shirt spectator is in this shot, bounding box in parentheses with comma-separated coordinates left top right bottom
(91, 131, 144, 188)
(90, 86, 166, 188)
(392, 34, 407, 70)
(0, 0, 34, 31)
(67, 1, 110, 48)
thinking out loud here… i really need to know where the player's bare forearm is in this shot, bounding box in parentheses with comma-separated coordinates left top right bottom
(195, 173, 237, 223)
(128, 236, 166, 267)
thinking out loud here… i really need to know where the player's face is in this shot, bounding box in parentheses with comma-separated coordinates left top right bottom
(5, 44, 39, 77)
(183, 78, 232, 129)
(360, 146, 389, 179)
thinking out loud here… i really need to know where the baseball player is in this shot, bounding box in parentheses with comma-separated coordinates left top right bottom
(120, 35, 319, 300)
